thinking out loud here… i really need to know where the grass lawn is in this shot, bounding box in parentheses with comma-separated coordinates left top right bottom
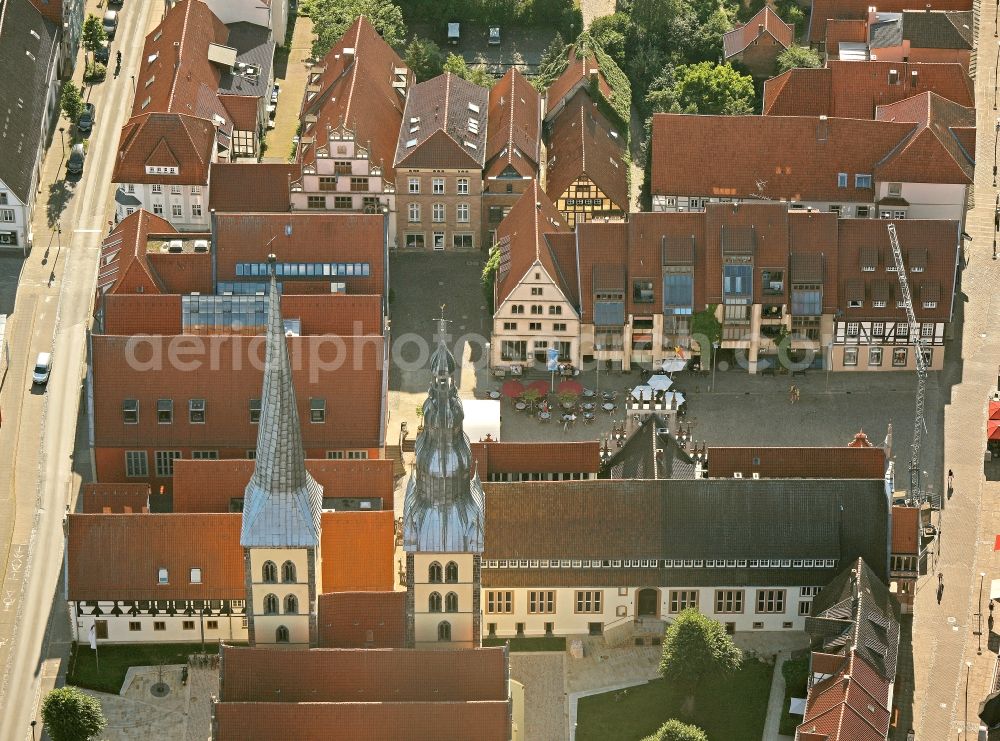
(576, 657, 774, 741)
(779, 652, 810, 735)
(482, 636, 566, 652)
(68, 642, 218, 694)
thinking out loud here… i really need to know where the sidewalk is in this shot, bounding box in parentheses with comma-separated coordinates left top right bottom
(762, 650, 795, 741)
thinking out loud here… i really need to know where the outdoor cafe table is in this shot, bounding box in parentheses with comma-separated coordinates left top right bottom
(488, 390, 501, 400)
(562, 414, 577, 423)
(581, 403, 595, 411)
(561, 401, 575, 410)
(602, 391, 615, 401)
(602, 403, 615, 413)
(538, 412, 551, 421)
(515, 402, 527, 411)
(583, 412, 595, 421)
(583, 389, 596, 398)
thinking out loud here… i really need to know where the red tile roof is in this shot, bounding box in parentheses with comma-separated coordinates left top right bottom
(471, 441, 601, 476)
(394, 73, 488, 170)
(90, 331, 385, 451)
(102, 294, 183, 335)
(317, 591, 406, 648)
(212, 212, 385, 297)
(650, 113, 951, 202)
(707, 447, 886, 479)
(891, 505, 920, 554)
(493, 181, 572, 307)
(809, 0, 972, 44)
(219, 644, 509, 703)
(219, 94, 259, 131)
(762, 61, 974, 118)
(80, 484, 151, 514)
(145, 251, 213, 295)
(796, 650, 891, 741)
(824, 18, 869, 56)
(66, 510, 394, 600)
(213, 701, 511, 741)
(209, 163, 297, 212)
(173, 458, 396, 512)
(97, 210, 179, 297)
(545, 47, 613, 122)
(299, 16, 412, 180)
(723, 6, 794, 58)
(874, 91, 975, 182)
(544, 89, 629, 212)
(112, 113, 216, 185)
(485, 67, 541, 179)
(27, 0, 61, 23)
(130, 0, 229, 118)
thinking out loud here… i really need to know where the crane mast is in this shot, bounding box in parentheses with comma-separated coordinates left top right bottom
(886, 223, 928, 505)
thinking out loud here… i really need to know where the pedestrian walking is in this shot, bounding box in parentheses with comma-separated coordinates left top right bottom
(793, 387, 800, 404)
(947, 469, 954, 491)
(788, 384, 796, 403)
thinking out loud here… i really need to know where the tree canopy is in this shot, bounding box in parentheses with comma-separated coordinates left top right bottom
(587, 13, 629, 71)
(405, 36, 444, 81)
(645, 62, 754, 115)
(659, 609, 742, 715)
(60, 82, 84, 123)
(41, 687, 107, 741)
(641, 719, 710, 741)
(310, 0, 405, 58)
(82, 14, 106, 54)
(775, 46, 822, 74)
(443, 53, 494, 88)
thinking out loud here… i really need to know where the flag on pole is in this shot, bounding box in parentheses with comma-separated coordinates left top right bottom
(88, 623, 97, 650)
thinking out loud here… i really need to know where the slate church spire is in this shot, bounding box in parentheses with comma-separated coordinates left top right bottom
(240, 255, 323, 549)
(402, 313, 485, 553)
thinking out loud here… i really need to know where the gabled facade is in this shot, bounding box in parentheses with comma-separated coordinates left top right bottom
(489, 183, 578, 368)
(722, 6, 794, 77)
(867, 8, 973, 67)
(889, 505, 919, 614)
(482, 68, 541, 246)
(202, 0, 289, 45)
(650, 106, 974, 225)
(545, 89, 628, 228)
(0, 0, 61, 254)
(113, 0, 278, 229)
(544, 47, 616, 124)
(808, 0, 972, 49)
(394, 73, 488, 251)
(293, 16, 413, 247)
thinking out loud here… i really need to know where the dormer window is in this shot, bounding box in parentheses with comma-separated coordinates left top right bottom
(145, 166, 178, 176)
(157, 568, 169, 584)
(855, 174, 872, 189)
(837, 173, 848, 188)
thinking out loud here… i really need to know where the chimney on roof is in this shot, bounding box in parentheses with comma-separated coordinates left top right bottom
(174, 41, 180, 70)
(589, 68, 599, 83)
(868, 6, 878, 25)
(758, 23, 765, 35)
(926, 3, 931, 10)
(343, 47, 356, 61)
(888, 68, 899, 85)
(817, 115, 829, 142)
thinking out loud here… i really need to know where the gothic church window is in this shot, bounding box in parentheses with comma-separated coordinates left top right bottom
(429, 562, 443, 583)
(282, 561, 297, 582)
(263, 594, 279, 615)
(429, 592, 442, 612)
(276, 625, 289, 643)
(262, 561, 277, 583)
(438, 621, 451, 641)
(284, 595, 298, 614)
(445, 562, 459, 583)
(445, 593, 458, 613)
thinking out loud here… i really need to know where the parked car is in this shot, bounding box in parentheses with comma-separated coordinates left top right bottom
(102, 10, 118, 39)
(95, 40, 109, 65)
(66, 143, 85, 176)
(270, 83, 280, 105)
(488, 26, 500, 45)
(77, 103, 95, 134)
(32, 352, 51, 386)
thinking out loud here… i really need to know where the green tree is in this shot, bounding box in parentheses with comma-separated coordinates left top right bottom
(482, 246, 501, 312)
(60, 82, 84, 123)
(81, 14, 106, 54)
(442, 53, 494, 88)
(533, 32, 569, 91)
(645, 61, 754, 115)
(587, 13, 629, 70)
(642, 718, 709, 741)
(41, 686, 107, 741)
(405, 36, 443, 81)
(659, 609, 742, 716)
(775, 45, 822, 74)
(310, 0, 405, 58)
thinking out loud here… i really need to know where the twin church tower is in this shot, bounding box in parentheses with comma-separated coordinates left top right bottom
(239, 256, 485, 648)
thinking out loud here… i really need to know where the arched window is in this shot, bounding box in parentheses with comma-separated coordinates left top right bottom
(428, 592, 442, 612)
(284, 594, 298, 614)
(445, 592, 458, 613)
(437, 621, 451, 641)
(276, 625, 289, 643)
(281, 561, 297, 582)
(263, 594, 279, 615)
(445, 561, 459, 583)
(262, 561, 277, 583)
(428, 562, 443, 583)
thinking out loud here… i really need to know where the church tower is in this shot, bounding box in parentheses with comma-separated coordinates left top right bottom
(240, 255, 324, 647)
(403, 317, 485, 648)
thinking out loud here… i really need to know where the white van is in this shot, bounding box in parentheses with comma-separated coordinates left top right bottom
(32, 352, 51, 385)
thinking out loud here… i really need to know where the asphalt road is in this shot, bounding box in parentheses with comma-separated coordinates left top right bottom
(0, 0, 157, 736)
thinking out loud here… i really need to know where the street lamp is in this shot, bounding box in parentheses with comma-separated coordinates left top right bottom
(595, 343, 603, 394)
(994, 41, 1000, 110)
(965, 660, 972, 739)
(996, 0, 999, 37)
(993, 120, 1000, 186)
(711, 341, 720, 392)
(978, 572, 986, 655)
(30, 720, 36, 741)
(57, 126, 65, 160)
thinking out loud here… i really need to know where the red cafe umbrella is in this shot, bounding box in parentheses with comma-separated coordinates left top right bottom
(527, 380, 550, 396)
(557, 379, 584, 396)
(990, 401, 1000, 421)
(501, 380, 525, 398)
(989, 420, 1000, 441)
